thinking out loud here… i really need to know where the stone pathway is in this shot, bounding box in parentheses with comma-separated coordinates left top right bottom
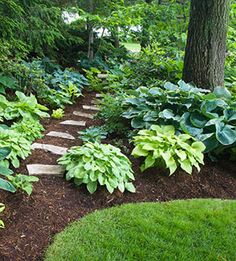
(27, 93, 101, 176)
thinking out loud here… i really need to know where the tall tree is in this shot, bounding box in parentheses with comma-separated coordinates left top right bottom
(183, 0, 230, 89)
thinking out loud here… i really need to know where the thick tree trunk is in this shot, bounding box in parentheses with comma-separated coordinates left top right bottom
(183, 0, 230, 89)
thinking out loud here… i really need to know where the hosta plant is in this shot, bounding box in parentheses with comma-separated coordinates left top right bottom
(7, 174, 39, 195)
(0, 147, 38, 195)
(132, 125, 205, 175)
(0, 203, 5, 229)
(51, 108, 64, 119)
(0, 129, 31, 168)
(123, 81, 236, 154)
(58, 142, 135, 194)
(11, 119, 44, 142)
(79, 126, 108, 143)
(1, 91, 49, 120)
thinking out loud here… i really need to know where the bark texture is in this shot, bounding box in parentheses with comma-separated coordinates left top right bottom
(183, 0, 230, 89)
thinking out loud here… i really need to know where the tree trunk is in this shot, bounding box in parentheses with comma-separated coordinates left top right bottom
(140, 0, 153, 49)
(183, 0, 230, 89)
(87, 0, 94, 61)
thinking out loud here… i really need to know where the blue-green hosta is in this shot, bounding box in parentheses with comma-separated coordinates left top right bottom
(123, 81, 236, 154)
(58, 142, 135, 194)
(79, 126, 108, 143)
(132, 125, 205, 175)
(0, 203, 4, 229)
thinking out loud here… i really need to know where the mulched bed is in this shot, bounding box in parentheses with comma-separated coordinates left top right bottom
(0, 91, 235, 261)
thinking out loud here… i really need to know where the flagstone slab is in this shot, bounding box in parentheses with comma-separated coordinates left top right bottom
(46, 131, 75, 140)
(32, 143, 68, 155)
(60, 120, 86, 126)
(73, 111, 94, 119)
(82, 105, 100, 111)
(97, 74, 108, 79)
(27, 164, 65, 176)
(91, 99, 99, 105)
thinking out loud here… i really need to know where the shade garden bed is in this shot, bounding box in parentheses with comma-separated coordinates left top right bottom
(0, 92, 235, 261)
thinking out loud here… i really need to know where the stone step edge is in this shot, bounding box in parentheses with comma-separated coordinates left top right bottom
(32, 143, 68, 155)
(27, 164, 65, 176)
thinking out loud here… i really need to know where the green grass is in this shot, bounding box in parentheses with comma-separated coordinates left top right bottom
(122, 42, 141, 52)
(45, 199, 236, 261)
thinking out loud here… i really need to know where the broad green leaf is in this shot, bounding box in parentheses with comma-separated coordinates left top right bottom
(0, 177, 16, 193)
(213, 87, 232, 100)
(215, 122, 236, 145)
(87, 182, 97, 194)
(125, 182, 136, 193)
(180, 159, 192, 174)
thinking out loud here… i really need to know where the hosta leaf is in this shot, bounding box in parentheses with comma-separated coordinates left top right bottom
(191, 142, 206, 152)
(132, 146, 149, 157)
(215, 122, 236, 145)
(0, 147, 11, 161)
(87, 182, 97, 194)
(144, 155, 155, 169)
(0, 165, 13, 176)
(180, 113, 202, 136)
(180, 159, 193, 174)
(190, 111, 208, 128)
(213, 87, 232, 100)
(0, 177, 16, 192)
(118, 182, 125, 193)
(125, 182, 136, 193)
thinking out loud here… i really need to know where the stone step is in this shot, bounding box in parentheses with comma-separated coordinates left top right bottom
(91, 99, 99, 105)
(60, 120, 86, 126)
(27, 164, 65, 176)
(32, 143, 68, 155)
(97, 74, 108, 79)
(46, 131, 75, 140)
(82, 105, 100, 111)
(73, 111, 94, 119)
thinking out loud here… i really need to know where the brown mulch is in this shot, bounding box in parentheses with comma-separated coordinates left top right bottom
(0, 91, 235, 261)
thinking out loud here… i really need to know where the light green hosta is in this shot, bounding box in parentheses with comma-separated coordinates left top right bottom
(58, 142, 135, 194)
(0, 129, 31, 168)
(132, 125, 205, 175)
(0, 203, 5, 229)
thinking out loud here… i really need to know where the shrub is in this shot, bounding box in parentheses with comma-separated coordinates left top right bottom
(96, 92, 128, 135)
(132, 125, 205, 175)
(58, 142, 135, 194)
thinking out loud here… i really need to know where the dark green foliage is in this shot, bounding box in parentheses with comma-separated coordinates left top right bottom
(79, 126, 108, 143)
(122, 81, 236, 154)
(96, 92, 129, 135)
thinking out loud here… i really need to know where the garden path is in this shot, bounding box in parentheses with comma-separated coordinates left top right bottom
(25, 92, 102, 177)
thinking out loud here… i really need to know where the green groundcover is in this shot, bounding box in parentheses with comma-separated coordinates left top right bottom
(45, 199, 236, 261)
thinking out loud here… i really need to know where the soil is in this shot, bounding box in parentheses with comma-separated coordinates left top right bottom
(0, 91, 235, 261)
